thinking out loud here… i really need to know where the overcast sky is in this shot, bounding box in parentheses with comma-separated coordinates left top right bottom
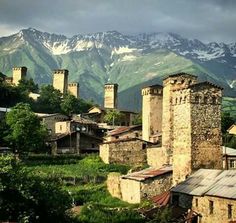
(0, 0, 235, 43)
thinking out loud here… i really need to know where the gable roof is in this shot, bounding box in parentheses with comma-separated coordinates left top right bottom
(171, 169, 236, 199)
(122, 166, 172, 182)
(107, 125, 142, 136)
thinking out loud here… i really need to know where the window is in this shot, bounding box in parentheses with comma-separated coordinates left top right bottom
(60, 125, 62, 131)
(142, 143, 147, 150)
(172, 194, 179, 206)
(212, 96, 217, 104)
(228, 204, 233, 219)
(209, 200, 214, 214)
(91, 143, 95, 148)
(195, 198, 198, 208)
(230, 160, 236, 169)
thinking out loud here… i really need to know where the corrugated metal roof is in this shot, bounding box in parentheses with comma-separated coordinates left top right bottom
(205, 170, 236, 199)
(171, 169, 236, 199)
(107, 125, 141, 136)
(171, 169, 222, 196)
(222, 146, 236, 156)
(122, 166, 172, 182)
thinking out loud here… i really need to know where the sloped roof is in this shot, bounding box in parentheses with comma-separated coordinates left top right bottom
(122, 166, 172, 182)
(171, 169, 236, 199)
(222, 146, 236, 156)
(151, 191, 170, 207)
(72, 116, 97, 125)
(107, 125, 141, 136)
(102, 137, 154, 145)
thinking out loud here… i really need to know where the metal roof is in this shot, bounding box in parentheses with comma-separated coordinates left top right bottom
(122, 166, 172, 182)
(171, 169, 236, 199)
(222, 146, 236, 156)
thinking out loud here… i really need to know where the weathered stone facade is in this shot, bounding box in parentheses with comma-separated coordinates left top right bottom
(147, 147, 168, 169)
(192, 196, 236, 223)
(12, 67, 27, 86)
(68, 82, 79, 98)
(107, 168, 172, 204)
(104, 83, 118, 109)
(142, 85, 163, 142)
(53, 69, 69, 95)
(99, 138, 150, 165)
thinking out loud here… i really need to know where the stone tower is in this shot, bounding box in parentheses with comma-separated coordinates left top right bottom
(68, 83, 79, 98)
(104, 83, 118, 109)
(162, 73, 223, 185)
(142, 84, 163, 142)
(12, 67, 27, 86)
(53, 69, 69, 95)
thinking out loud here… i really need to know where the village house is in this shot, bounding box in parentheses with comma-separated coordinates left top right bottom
(223, 146, 236, 170)
(171, 169, 236, 223)
(49, 116, 103, 154)
(104, 125, 142, 142)
(107, 166, 172, 204)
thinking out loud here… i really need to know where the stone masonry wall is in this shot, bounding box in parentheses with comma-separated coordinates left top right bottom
(192, 196, 236, 223)
(107, 172, 122, 199)
(100, 140, 147, 165)
(147, 147, 168, 168)
(140, 173, 172, 200)
(190, 85, 222, 170)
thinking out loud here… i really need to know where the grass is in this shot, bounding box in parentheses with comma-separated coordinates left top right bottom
(222, 97, 236, 120)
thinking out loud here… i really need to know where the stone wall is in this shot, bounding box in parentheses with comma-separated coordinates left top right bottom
(120, 178, 141, 203)
(192, 195, 236, 223)
(140, 173, 172, 200)
(68, 83, 79, 98)
(99, 139, 147, 165)
(107, 172, 122, 199)
(190, 84, 222, 171)
(119, 173, 172, 204)
(147, 147, 168, 168)
(12, 67, 27, 86)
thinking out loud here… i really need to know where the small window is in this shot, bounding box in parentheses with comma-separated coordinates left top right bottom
(142, 143, 147, 150)
(135, 132, 139, 137)
(195, 198, 198, 208)
(230, 160, 236, 169)
(212, 96, 217, 104)
(91, 143, 95, 148)
(209, 200, 214, 214)
(195, 96, 200, 104)
(60, 125, 62, 131)
(115, 136, 119, 139)
(228, 204, 233, 219)
(172, 195, 179, 206)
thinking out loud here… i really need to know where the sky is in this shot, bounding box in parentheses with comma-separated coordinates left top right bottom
(0, 0, 235, 43)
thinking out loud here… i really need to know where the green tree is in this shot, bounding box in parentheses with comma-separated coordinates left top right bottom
(61, 94, 80, 116)
(5, 103, 48, 153)
(0, 155, 73, 223)
(35, 85, 62, 113)
(104, 109, 124, 125)
(17, 78, 39, 93)
(221, 112, 235, 134)
(133, 112, 142, 125)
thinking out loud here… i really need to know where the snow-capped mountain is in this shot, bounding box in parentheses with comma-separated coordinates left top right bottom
(0, 28, 235, 110)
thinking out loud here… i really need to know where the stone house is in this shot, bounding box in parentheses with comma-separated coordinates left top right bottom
(171, 169, 236, 223)
(99, 138, 154, 165)
(223, 146, 236, 170)
(107, 166, 172, 204)
(36, 113, 68, 135)
(51, 116, 103, 154)
(85, 105, 137, 126)
(104, 125, 142, 142)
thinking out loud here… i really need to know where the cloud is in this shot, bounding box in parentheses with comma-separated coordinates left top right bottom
(0, 0, 235, 42)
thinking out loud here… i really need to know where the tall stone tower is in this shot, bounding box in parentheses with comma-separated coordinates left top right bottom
(161, 73, 223, 185)
(12, 67, 27, 86)
(142, 84, 163, 142)
(162, 73, 197, 165)
(53, 69, 69, 95)
(68, 83, 79, 98)
(104, 83, 118, 109)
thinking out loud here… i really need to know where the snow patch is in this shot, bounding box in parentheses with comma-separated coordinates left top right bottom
(112, 46, 137, 55)
(121, 55, 137, 61)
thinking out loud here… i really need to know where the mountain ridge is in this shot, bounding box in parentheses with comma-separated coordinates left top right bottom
(0, 28, 235, 111)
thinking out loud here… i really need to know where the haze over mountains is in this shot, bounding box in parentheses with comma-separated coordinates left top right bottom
(0, 28, 235, 111)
